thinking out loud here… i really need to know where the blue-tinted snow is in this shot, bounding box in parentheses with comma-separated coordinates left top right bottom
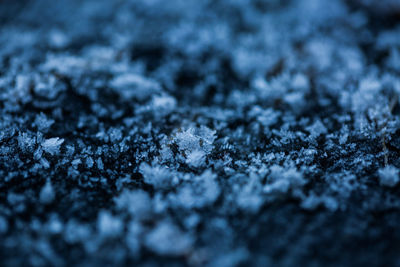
(0, 0, 400, 266)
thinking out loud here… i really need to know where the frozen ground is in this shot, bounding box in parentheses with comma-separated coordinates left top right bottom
(0, 0, 400, 266)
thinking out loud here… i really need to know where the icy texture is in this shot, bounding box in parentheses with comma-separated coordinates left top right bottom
(1, 0, 400, 266)
(41, 138, 64, 155)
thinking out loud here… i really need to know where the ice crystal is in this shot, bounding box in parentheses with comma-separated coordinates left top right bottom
(41, 137, 64, 155)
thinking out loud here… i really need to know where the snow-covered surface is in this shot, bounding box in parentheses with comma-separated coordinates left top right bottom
(1, 0, 400, 266)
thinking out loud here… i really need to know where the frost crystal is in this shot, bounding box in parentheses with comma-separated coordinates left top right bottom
(139, 162, 174, 189)
(34, 113, 55, 133)
(174, 126, 217, 164)
(185, 149, 206, 168)
(306, 120, 328, 138)
(42, 137, 64, 155)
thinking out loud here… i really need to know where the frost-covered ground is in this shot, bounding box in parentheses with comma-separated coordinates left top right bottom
(1, 0, 400, 266)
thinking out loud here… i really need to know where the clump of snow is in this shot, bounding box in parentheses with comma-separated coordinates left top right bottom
(172, 126, 217, 167)
(169, 170, 220, 209)
(144, 220, 193, 256)
(175, 126, 216, 153)
(85, 157, 94, 168)
(301, 193, 339, 211)
(42, 54, 86, 74)
(108, 128, 123, 143)
(40, 180, 55, 204)
(97, 211, 123, 238)
(352, 76, 382, 114)
(97, 157, 104, 170)
(151, 94, 177, 115)
(291, 73, 309, 92)
(42, 137, 64, 155)
(236, 173, 264, 213)
(64, 220, 92, 244)
(139, 162, 176, 189)
(17, 132, 36, 152)
(378, 166, 399, 187)
(185, 149, 206, 168)
(34, 113, 55, 133)
(14, 74, 32, 104)
(48, 29, 69, 49)
(306, 120, 328, 138)
(248, 107, 280, 129)
(115, 190, 152, 218)
(33, 74, 67, 101)
(126, 220, 142, 256)
(387, 48, 400, 71)
(264, 165, 306, 195)
(110, 73, 161, 101)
